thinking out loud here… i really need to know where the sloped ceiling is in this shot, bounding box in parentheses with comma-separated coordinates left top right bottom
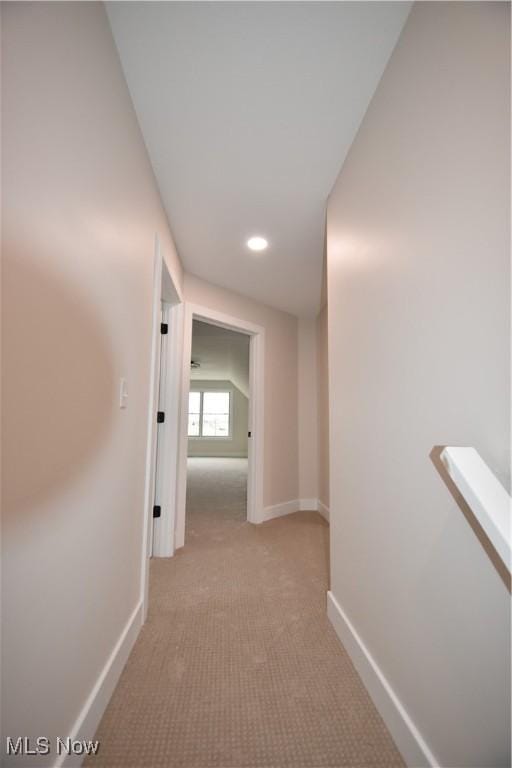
(191, 320, 250, 396)
(107, 2, 410, 316)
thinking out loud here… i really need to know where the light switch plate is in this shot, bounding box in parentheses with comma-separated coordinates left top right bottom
(119, 378, 128, 409)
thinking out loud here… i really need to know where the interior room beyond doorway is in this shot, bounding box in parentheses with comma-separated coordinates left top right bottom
(186, 320, 250, 532)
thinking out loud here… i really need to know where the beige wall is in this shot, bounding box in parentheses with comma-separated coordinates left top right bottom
(2, 2, 182, 762)
(188, 380, 248, 458)
(327, 3, 510, 766)
(316, 304, 329, 510)
(298, 318, 318, 502)
(184, 273, 299, 507)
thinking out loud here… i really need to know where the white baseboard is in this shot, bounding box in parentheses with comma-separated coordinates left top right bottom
(299, 498, 318, 511)
(188, 452, 248, 459)
(262, 499, 300, 521)
(317, 500, 330, 522)
(298, 497, 329, 522)
(327, 591, 437, 768)
(54, 600, 143, 768)
(262, 498, 330, 523)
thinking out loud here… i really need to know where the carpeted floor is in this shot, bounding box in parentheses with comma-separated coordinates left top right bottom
(86, 457, 404, 768)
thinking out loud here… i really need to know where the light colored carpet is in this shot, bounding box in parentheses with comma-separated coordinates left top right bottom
(86, 458, 404, 768)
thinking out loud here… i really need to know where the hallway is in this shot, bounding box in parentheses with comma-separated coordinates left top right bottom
(3, 4, 510, 765)
(88, 459, 403, 767)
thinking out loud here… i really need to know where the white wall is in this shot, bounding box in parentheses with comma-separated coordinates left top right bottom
(188, 380, 248, 458)
(184, 273, 299, 507)
(1, 3, 182, 763)
(298, 318, 318, 503)
(327, 3, 510, 766)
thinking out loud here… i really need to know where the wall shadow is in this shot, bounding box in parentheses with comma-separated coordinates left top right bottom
(2, 252, 115, 522)
(430, 446, 511, 592)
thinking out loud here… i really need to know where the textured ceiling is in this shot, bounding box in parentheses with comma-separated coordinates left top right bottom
(107, 2, 410, 316)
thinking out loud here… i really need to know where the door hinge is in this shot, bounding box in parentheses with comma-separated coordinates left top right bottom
(153, 505, 161, 518)
(157, 411, 165, 423)
(160, 322, 168, 335)
(248, 431, 252, 438)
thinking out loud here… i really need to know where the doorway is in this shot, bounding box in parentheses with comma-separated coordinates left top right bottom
(186, 321, 250, 532)
(175, 304, 265, 549)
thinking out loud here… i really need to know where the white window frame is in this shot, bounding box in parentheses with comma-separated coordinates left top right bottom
(188, 388, 233, 440)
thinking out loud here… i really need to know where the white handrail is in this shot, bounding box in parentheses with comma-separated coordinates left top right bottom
(440, 447, 511, 573)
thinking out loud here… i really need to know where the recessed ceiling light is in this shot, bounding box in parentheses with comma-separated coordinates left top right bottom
(247, 236, 268, 252)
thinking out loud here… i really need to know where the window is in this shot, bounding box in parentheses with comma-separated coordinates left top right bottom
(188, 391, 201, 437)
(188, 390, 231, 438)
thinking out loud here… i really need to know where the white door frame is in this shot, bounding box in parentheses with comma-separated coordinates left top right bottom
(174, 302, 265, 548)
(141, 235, 182, 618)
(152, 300, 184, 558)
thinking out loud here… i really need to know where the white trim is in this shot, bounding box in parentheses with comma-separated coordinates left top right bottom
(53, 601, 143, 768)
(247, 330, 264, 525)
(299, 498, 318, 511)
(175, 303, 265, 547)
(143, 234, 183, 574)
(175, 305, 194, 549)
(439, 446, 511, 572)
(327, 591, 438, 768)
(141, 237, 164, 615)
(318, 500, 330, 522)
(188, 452, 249, 459)
(187, 302, 266, 337)
(261, 499, 327, 522)
(262, 499, 300, 522)
(152, 301, 184, 558)
(151, 301, 170, 553)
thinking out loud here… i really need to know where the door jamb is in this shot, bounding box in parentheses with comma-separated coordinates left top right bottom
(152, 300, 184, 558)
(141, 235, 182, 619)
